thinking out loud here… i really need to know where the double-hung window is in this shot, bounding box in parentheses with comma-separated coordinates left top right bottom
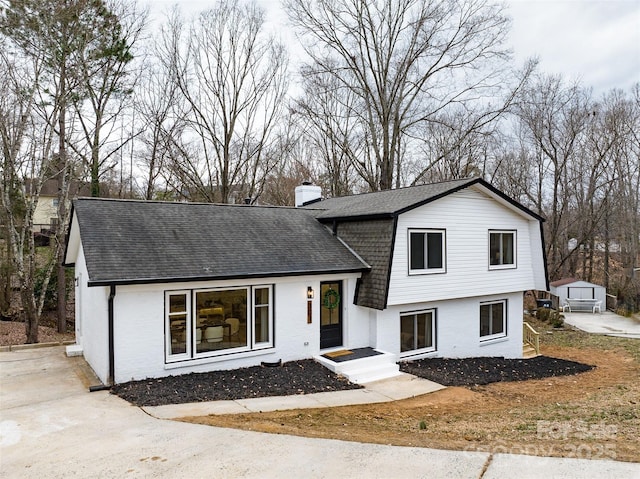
(165, 285, 274, 363)
(489, 230, 516, 269)
(408, 229, 446, 274)
(480, 300, 507, 341)
(400, 309, 436, 356)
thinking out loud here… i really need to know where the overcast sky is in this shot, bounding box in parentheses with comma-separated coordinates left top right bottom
(506, 0, 639, 94)
(148, 0, 640, 95)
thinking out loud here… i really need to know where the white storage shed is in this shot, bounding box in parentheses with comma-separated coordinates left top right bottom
(550, 278, 606, 309)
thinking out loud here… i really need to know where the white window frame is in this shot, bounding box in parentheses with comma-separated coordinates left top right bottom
(479, 299, 507, 341)
(252, 285, 273, 349)
(488, 230, 516, 270)
(399, 308, 436, 357)
(164, 285, 274, 363)
(165, 290, 191, 362)
(408, 229, 446, 275)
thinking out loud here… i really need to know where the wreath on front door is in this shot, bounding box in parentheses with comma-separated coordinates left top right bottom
(323, 288, 340, 309)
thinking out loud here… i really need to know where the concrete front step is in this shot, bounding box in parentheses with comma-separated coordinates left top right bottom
(343, 363, 401, 384)
(315, 350, 402, 384)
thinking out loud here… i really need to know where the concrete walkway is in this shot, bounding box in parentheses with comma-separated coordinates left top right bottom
(144, 372, 445, 419)
(562, 310, 640, 338)
(1, 346, 639, 478)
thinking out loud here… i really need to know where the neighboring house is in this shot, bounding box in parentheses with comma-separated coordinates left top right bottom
(550, 278, 606, 310)
(64, 177, 548, 385)
(26, 179, 91, 233)
(26, 179, 60, 233)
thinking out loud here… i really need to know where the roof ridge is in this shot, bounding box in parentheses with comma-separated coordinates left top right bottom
(74, 197, 302, 210)
(319, 177, 477, 201)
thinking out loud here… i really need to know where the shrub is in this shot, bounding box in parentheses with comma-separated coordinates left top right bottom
(537, 307, 551, 322)
(550, 313, 564, 328)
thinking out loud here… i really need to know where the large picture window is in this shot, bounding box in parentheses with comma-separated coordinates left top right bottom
(408, 229, 446, 274)
(400, 309, 436, 356)
(165, 285, 273, 362)
(480, 300, 507, 341)
(489, 230, 516, 269)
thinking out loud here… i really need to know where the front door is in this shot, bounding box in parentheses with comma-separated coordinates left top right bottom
(320, 281, 343, 349)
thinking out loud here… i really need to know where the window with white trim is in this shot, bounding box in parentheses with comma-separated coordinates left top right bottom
(489, 230, 516, 269)
(408, 229, 446, 274)
(480, 299, 507, 341)
(166, 291, 190, 360)
(165, 285, 273, 362)
(400, 309, 436, 356)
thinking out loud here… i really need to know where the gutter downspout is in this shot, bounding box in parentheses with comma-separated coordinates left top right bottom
(108, 284, 116, 386)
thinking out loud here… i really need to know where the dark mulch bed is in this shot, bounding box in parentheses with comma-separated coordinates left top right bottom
(112, 359, 362, 407)
(112, 355, 594, 407)
(400, 355, 593, 386)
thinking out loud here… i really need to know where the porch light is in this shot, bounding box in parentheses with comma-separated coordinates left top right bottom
(307, 286, 314, 299)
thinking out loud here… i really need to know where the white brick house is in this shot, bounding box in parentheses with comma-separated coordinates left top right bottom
(64, 178, 548, 385)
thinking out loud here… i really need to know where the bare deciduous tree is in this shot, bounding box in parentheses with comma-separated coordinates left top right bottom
(1, 0, 145, 334)
(294, 69, 364, 196)
(163, 0, 289, 203)
(135, 15, 190, 201)
(490, 73, 639, 309)
(514, 74, 592, 278)
(69, 0, 147, 198)
(286, 0, 513, 191)
(0, 43, 56, 342)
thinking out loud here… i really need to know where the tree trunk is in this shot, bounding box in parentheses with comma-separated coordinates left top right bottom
(56, 63, 67, 333)
(90, 112, 102, 197)
(604, 201, 610, 289)
(0, 223, 11, 316)
(22, 282, 39, 344)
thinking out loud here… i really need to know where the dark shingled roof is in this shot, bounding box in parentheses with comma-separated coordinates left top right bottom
(71, 199, 369, 286)
(334, 219, 396, 310)
(305, 178, 478, 220)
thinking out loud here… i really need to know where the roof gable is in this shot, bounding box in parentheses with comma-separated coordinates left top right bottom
(550, 279, 603, 289)
(67, 199, 369, 286)
(312, 178, 547, 309)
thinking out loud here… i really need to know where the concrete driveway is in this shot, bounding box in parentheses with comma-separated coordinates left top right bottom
(1, 346, 638, 478)
(562, 311, 640, 338)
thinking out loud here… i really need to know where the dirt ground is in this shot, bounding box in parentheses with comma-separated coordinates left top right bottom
(184, 326, 640, 463)
(0, 320, 75, 346)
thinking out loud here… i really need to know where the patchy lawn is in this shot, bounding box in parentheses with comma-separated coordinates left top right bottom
(181, 318, 640, 462)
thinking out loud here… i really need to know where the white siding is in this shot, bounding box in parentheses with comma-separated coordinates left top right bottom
(110, 273, 363, 383)
(33, 196, 57, 226)
(388, 187, 542, 305)
(528, 220, 548, 291)
(373, 292, 524, 359)
(74, 246, 110, 384)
